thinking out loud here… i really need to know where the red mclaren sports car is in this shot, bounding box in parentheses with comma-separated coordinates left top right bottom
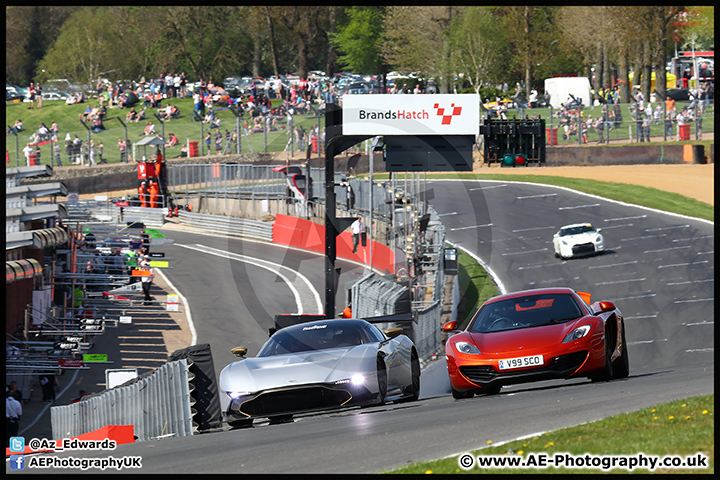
(442, 287, 629, 399)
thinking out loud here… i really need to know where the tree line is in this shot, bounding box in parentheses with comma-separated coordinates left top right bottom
(5, 6, 713, 104)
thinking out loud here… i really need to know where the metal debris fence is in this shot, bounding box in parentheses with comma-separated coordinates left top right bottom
(51, 359, 194, 442)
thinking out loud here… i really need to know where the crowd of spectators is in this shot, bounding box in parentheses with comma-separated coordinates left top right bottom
(9, 69, 712, 167)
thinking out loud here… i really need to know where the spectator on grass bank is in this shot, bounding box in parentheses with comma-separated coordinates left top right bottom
(9, 119, 23, 134)
(173, 73, 181, 98)
(118, 138, 127, 162)
(28, 82, 36, 109)
(91, 116, 105, 133)
(180, 72, 187, 98)
(676, 111, 686, 141)
(641, 113, 651, 142)
(22, 143, 34, 166)
(165, 73, 174, 98)
(65, 134, 72, 162)
(73, 135, 83, 164)
(54, 139, 62, 166)
(165, 133, 178, 147)
(97, 141, 105, 164)
(214, 128, 223, 153)
(665, 95, 675, 114)
(142, 121, 156, 136)
(88, 140, 97, 165)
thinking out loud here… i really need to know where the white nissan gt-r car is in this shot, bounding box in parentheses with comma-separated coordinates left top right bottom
(553, 223, 604, 259)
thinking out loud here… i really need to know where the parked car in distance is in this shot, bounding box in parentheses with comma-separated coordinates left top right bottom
(42, 91, 69, 101)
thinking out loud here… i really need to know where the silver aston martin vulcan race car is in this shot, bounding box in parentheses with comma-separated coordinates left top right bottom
(219, 318, 421, 427)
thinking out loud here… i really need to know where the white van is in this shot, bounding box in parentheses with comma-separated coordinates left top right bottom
(544, 77, 592, 109)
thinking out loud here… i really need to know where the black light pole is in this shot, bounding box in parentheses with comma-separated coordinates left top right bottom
(200, 121, 205, 157)
(323, 103, 371, 317)
(10, 131, 19, 167)
(154, 113, 165, 160)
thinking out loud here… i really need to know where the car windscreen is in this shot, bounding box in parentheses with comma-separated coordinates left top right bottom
(468, 293, 584, 333)
(257, 322, 373, 357)
(561, 225, 595, 236)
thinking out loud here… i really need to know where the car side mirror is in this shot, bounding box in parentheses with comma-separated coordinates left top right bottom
(384, 328, 403, 339)
(442, 321, 458, 332)
(592, 301, 615, 314)
(231, 346, 247, 358)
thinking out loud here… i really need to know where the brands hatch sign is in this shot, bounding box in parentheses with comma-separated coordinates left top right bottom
(341, 94, 480, 136)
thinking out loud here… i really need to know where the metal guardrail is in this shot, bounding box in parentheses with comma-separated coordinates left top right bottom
(51, 358, 194, 442)
(113, 206, 165, 228)
(177, 210, 273, 242)
(348, 206, 448, 365)
(66, 201, 166, 228)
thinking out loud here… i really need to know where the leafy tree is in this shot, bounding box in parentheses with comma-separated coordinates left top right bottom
(675, 6, 714, 51)
(36, 7, 120, 85)
(160, 7, 251, 83)
(502, 6, 565, 100)
(331, 6, 385, 75)
(558, 7, 617, 97)
(6, 6, 78, 85)
(106, 7, 166, 82)
(607, 7, 683, 104)
(380, 6, 458, 91)
(446, 7, 507, 95)
(267, 6, 330, 79)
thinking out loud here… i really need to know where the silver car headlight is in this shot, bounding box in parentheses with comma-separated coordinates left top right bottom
(454, 341, 481, 355)
(227, 391, 251, 399)
(563, 325, 591, 343)
(335, 374, 366, 386)
(595, 235, 603, 243)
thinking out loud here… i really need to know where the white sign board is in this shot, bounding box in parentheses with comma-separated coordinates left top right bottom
(342, 94, 480, 136)
(166, 294, 179, 312)
(105, 368, 138, 389)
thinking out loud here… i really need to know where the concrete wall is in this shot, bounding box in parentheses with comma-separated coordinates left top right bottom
(545, 144, 713, 166)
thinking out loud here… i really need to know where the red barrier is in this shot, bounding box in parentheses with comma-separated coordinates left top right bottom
(273, 214, 395, 274)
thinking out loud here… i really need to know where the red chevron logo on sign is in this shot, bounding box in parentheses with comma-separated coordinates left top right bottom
(434, 103, 463, 125)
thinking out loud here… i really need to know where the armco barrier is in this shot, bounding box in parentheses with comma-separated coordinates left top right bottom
(273, 214, 395, 274)
(178, 210, 273, 242)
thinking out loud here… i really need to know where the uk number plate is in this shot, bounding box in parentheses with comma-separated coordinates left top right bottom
(498, 355, 543, 370)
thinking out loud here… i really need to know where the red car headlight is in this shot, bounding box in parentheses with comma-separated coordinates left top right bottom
(454, 341, 481, 355)
(563, 325, 591, 343)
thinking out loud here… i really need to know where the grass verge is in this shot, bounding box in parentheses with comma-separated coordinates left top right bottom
(455, 249, 499, 329)
(389, 394, 714, 474)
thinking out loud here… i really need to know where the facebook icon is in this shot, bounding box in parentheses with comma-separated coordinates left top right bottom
(10, 455, 25, 470)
